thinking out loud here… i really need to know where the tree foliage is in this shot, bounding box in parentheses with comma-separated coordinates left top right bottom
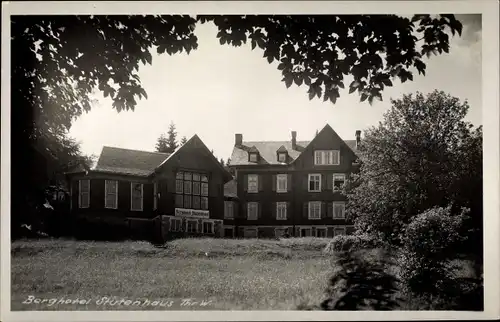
(11, 14, 464, 236)
(166, 122, 178, 153)
(344, 91, 482, 244)
(155, 133, 169, 153)
(180, 136, 188, 145)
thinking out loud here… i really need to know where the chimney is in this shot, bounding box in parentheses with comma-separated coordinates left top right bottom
(355, 130, 361, 148)
(235, 133, 243, 146)
(291, 131, 297, 150)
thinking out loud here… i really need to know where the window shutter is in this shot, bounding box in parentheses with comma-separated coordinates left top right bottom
(258, 202, 262, 218)
(321, 202, 327, 218)
(286, 202, 291, 219)
(303, 174, 309, 190)
(243, 202, 248, 218)
(287, 174, 292, 192)
(258, 175, 263, 191)
(272, 175, 277, 191)
(303, 202, 308, 218)
(322, 174, 327, 191)
(243, 175, 248, 192)
(272, 202, 277, 219)
(234, 202, 239, 218)
(327, 202, 333, 218)
(327, 174, 333, 191)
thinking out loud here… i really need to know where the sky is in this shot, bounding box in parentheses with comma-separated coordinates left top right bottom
(68, 14, 482, 161)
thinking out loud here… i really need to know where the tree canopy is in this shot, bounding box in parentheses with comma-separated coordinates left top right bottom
(344, 90, 482, 244)
(11, 14, 464, 234)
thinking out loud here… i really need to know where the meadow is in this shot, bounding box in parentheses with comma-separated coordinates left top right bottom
(10, 237, 476, 311)
(11, 238, 336, 310)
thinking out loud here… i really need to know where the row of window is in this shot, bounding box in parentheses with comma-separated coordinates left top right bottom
(246, 173, 346, 193)
(242, 226, 347, 238)
(169, 217, 215, 234)
(224, 201, 346, 220)
(77, 170, 209, 211)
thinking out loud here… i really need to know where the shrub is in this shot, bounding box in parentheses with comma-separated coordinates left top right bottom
(323, 233, 386, 254)
(399, 206, 482, 310)
(320, 249, 401, 310)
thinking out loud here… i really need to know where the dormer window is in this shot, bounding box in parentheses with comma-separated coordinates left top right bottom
(278, 153, 287, 163)
(276, 145, 288, 163)
(248, 146, 259, 162)
(249, 153, 258, 162)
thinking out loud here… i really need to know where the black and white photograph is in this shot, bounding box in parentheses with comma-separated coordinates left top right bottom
(1, 1, 499, 321)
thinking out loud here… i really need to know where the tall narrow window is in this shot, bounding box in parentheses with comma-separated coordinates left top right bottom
(247, 202, 258, 220)
(78, 179, 90, 208)
(131, 182, 143, 211)
(308, 174, 321, 192)
(248, 174, 258, 193)
(276, 202, 287, 220)
(105, 180, 118, 209)
(333, 202, 345, 219)
(334, 227, 346, 236)
(224, 201, 234, 219)
(308, 201, 321, 219)
(277, 174, 287, 193)
(153, 182, 158, 210)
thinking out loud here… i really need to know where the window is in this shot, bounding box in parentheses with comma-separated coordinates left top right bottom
(334, 227, 346, 237)
(78, 179, 90, 208)
(224, 201, 234, 219)
(186, 220, 198, 233)
(276, 202, 287, 220)
(308, 174, 321, 192)
(278, 153, 287, 162)
(300, 228, 312, 237)
(248, 174, 258, 193)
(153, 183, 158, 210)
(249, 153, 258, 162)
(244, 228, 258, 238)
(202, 221, 214, 234)
(275, 228, 288, 238)
(308, 201, 321, 219)
(277, 174, 287, 193)
(105, 180, 118, 209)
(314, 150, 340, 165)
(170, 218, 182, 232)
(131, 183, 143, 211)
(247, 202, 258, 220)
(316, 227, 327, 238)
(175, 171, 208, 209)
(333, 174, 346, 190)
(333, 202, 346, 219)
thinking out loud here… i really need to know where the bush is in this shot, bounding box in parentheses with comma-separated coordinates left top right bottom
(320, 249, 401, 310)
(399, 206, 482, 310)
(323, 233, 386, 254)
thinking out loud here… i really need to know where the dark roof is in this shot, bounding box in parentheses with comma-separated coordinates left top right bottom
(223, 179, 238, 199)
(229, 125, 358, 166)
(276, 145, 288, 153)
(94, 146, 170, 177)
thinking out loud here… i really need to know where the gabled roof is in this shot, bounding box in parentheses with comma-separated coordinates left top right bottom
(276, 145, 288, 153)
(94, 146, 170, 177)
(229, 124, 358, 166)
(154, 134, 233, 183)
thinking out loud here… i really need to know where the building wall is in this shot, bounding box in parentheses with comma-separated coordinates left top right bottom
(230, 129, 358, 237)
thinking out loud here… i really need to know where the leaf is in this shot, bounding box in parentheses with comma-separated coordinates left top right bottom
(308, 88, 316, 100)
(277, 62, 286, 70)
(294, 74, 303, 86)
(251, 39, 257, 50)
(284, 76, 293, 89)
(382, 78, 393, 87)
(360, 93, 368, 102)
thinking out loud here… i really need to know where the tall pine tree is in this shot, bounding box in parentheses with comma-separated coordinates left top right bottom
(166, 122, 178, 153)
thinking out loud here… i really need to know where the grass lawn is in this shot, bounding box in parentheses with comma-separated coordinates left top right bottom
(11, 237, 477, 311)
(11, 238, 336, 310)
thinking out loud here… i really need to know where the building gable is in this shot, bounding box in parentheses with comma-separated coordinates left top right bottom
(154, 135, 233, 183)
